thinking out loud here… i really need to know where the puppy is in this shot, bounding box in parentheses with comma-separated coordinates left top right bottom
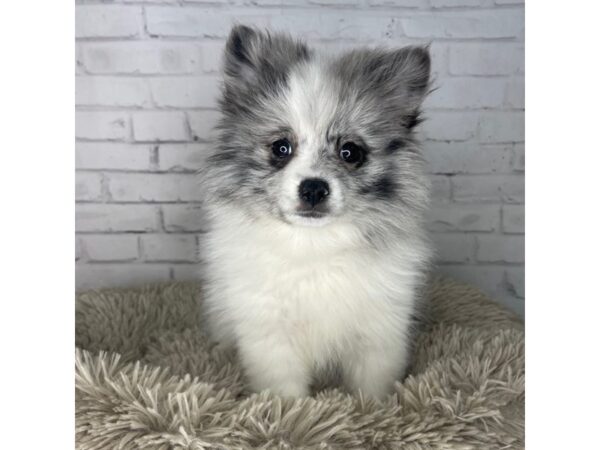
(199, 26, 432, 400)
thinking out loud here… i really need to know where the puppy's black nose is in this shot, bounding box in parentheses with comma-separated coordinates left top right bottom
(299, 178, 330, 208)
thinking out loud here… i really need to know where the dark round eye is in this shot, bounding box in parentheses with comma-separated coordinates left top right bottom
(339, 142, 364, 164)
(271, 139, 293, 158)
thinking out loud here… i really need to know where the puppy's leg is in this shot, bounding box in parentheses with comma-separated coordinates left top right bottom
(238, 332, 310, 398)
(343, 341, 409, 401)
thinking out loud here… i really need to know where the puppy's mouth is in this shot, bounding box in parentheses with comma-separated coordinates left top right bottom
(295, 210, 328, 219)
(283, 208, 333, 227)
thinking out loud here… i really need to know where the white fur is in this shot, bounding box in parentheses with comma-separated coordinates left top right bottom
(201, 204, 425, 399)
(201, 47, 430, 400)
(276, 60, 345, 225)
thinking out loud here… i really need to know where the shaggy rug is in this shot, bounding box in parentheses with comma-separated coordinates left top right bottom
(75, 276, 524, 449)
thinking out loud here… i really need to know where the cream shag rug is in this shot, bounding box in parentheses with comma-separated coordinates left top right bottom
(75, 276, 524, 449)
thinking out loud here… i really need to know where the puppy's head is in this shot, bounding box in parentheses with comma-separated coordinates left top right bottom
(206, 25, 431, 228)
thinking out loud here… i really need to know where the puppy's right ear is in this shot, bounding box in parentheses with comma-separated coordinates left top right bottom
(224, 25, 263, 84)
(223, 25, 310, 92)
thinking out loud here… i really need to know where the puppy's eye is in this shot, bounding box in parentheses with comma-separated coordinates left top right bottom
(271, 139, 293, 158)
(339, 142, 364, 165)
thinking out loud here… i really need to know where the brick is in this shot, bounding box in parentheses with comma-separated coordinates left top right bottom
(172, 264, 200, 281)
(76, 204, 159, 232)
(145, 7, 235, 38)
(76, 45, 85, 75)
(448, 43, 524, 75)
(424, 78, 506, 109)
(479, 112, 525, 143)
(162, 204, 208, 232)
(430, 0, 487, 9)
(477, 235, 524, 263)
(336, 16, 397, 41)
(313, 41, 362, 55)
(431, 233, 477, 263)
(401, 10, 524, 39)
(428, 43, 448, 78)
(199, 42, 224, 74)
(309, 0, 359, 5)
(80, 235, 139, 261)
(158, 144, 210, 172)
(223, 14, 273, 34)
(76, 77, 151, 107)
(108, 173, 203, 202)
(150, 77, 220, 108)
(429, 175, 452, 202)
(141, 235, 198, 262)
(502, 204, 524, 234)
(80, 42, 203, 75)
(76, 264, 171, 291)
(132, 112, 189, 142)
(187, 110, 219, 141)
(76, 143, 152, 170)
(124, 0, 179, 3)
(505, 78, 525, 109)
(76, 238, 83, 262)
(275, 14, 396, 41)
(505, 268, 525, 298)
(183, 0, 231, 3)
(452, 174, 524, 203)
(431, 0, 485, 7)
(236, 0, 292, 4)
(76, 111, 130, 141)
(420, 111, 479, 142)
(367, 0, 422, 6)
(426, 203, 500, 232)
(75, 6, 142, 38)
(512, 144, 524, 172)
(269, 13, 344, 40)
(422, 142, 513, 174)
(76, 173, 103, 201)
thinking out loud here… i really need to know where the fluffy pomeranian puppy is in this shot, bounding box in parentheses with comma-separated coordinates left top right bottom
(199, 25, 432, 400)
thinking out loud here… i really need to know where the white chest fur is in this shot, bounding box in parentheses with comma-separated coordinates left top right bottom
(200, 206, 425, 398)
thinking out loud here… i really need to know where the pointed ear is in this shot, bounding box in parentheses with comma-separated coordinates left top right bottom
(223, 25, 263, 83)
(223, 25, 309, 90)
(366, 46, 431, 110)
(335, 46, 430, 131)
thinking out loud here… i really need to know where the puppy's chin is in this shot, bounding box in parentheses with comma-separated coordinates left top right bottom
(284, 211, 334, 228)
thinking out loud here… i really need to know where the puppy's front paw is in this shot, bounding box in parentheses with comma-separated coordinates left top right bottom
(239, 336, 311, 399)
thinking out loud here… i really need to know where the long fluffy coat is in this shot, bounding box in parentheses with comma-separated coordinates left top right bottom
(199, 26, 432, 399)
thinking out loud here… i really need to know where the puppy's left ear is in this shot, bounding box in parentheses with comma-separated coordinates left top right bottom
(370, 46, 431, 109)
(345, 46, 431, 128)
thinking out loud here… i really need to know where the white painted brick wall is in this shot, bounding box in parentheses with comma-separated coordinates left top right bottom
(140, 234, 199, 262)
(75, 6, 144, 39)
(76, 77, 153, 108)
(80, 235, 139, 262)
(79, 42, 204, 75)
(131, 111, 189, 141)
(76, 111, 130, 140)
(158, 144, 210, 171)
(75, 0, 525, 317)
